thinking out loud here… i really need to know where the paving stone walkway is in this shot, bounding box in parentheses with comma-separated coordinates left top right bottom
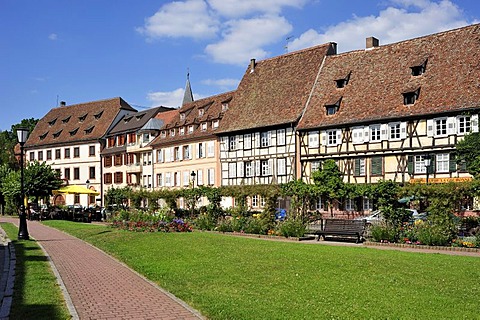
(0, 218, 203, 320)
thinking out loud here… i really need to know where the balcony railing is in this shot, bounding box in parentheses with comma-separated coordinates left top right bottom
(126, 163, 142, 173)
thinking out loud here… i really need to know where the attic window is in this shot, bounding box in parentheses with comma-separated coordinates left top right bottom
(222, 102, 229, 111)
(213, 120, 219, 129)
(403, 89, 420, 105)
(84, 126, 94, 134)
(180, 127, 185, 135)
(48, 118, 57, 126)
(94, 110, 104, 120)
(52, 130, 62, 139)
(325, 98, 342, 115)
(335, 72, 350, 88)
(411, 59, 427, 76)
(180, 113, 185, 121)
(170, 129, 175, 137)
(123, 116, 132, 123)
(62, 116, 71, 124)
(39, 132, 48, 140)
(69, 128, 79, 136)
(188, 125, 194, 134)
(135, 114, 144, 120)
(161, 130, 166, 138)
(78, 114, 87, 122)
(198, 108, 205, 117)
(201, 122, 207, 131)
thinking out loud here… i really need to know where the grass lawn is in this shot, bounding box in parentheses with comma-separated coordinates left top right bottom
(44, 220, 479, 320)
(1, 223, 71, 320)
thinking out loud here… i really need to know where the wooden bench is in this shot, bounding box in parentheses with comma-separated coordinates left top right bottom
(307, 219, 366, 243)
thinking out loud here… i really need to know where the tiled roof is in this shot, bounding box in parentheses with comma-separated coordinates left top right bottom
(298, 24, 480, 130)
(107, 106, 175, 135)
(25, 97, 136, 148)
(149, 91, 234, 147)
(216, 43, 337, 134)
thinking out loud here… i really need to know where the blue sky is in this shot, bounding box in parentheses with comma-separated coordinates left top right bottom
(1, 0, 479, 131)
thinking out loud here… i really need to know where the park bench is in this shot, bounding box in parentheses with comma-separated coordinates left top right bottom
(307, 219, 366, 243)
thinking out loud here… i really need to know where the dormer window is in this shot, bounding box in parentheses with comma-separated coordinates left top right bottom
(403, 88, 420, 105)
(180, 113, 185, 121)
(52, 130, 62, 139)
(170, 129, 175, 137)
(78, 114, 87, 122)
(69, 128, 79, 136)
(213, 120, 219, 129)
(123, 116, 132, 123)
(411, 59, 427, 76)
(62, 116, 71, 124)
(94, 110, 104, 120)
(335, 72, 350, 88)
(201, 122, 207, 131)
(198, 108, 205, 117)
(84, 126, 94, 134)
(180, 127, 185, 135)
(222, 102, 229, 111)
(161, 131, 166, 138)
(188, 125, 194, 134)
(39, 132, 48, 140)
(48, 118, 57, 126)
(325, 98, 341, 115)
(135, 114, 144, 120)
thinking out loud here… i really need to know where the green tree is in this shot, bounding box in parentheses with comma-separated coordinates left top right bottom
(281, 179, 315, 221)
(455, 132, 480, 178)
(24, 161, 63, 205)
(312, 159, 346, 217)
(0, 118, 39, 169)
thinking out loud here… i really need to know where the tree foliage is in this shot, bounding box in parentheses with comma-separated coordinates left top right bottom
(455, 132, 480, 178)
(312, 159, 346, 216)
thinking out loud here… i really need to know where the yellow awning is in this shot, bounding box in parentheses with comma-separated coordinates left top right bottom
(53, 185, 100, 195)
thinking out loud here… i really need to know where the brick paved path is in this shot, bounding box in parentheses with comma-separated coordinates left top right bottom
(1, 218, 203, 320)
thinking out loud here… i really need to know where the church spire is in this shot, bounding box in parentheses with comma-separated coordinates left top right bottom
(182, 71, 194, 106)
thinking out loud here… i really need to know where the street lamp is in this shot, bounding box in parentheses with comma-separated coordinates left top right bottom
(86, 180, 90, 189)
(16, 127, 29, 240)
(190, 171, 196, 216)
(424, 154, 432, 184)
(190, 171, 196, 188)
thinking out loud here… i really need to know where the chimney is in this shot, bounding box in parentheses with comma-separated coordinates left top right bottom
(60, 101, 66, 107)
(366, 37, 379, 49)
(250, 58, 256, 73)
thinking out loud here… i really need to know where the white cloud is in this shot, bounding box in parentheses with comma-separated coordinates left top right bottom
(147, 88, 206, 107)
(207, 0, 307, 18)
(48, 33, 58, 40)
(205, 15, 293, 65)
(137, 0, 219, 40)
(201, 78, 240, 89)
(289, 0, 470, 53)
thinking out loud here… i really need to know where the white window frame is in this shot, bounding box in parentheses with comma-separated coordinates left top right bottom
(157, 173, 163, 187)
(277, 129, 286, 146)
(245, 161, 253, 177)
(157, 149, 163, 163)
(388, 122, 401, 140)
(207, 141, 215, 157)
(351, 127, 364, 144)
(327, 130, 338, 146)
(311, 161, 320, 174)
(260, 159, 270, 176)
(208, 168, 215, 185)
(434, 118, 447, 137)
(228, 162, 236, 178)
(345, 198, 354, 211)
(370, 124, 381, 142)
(229, 136, 236, 151)
(252, 195, 259, 208)
(201, 122, 207, 131)
(244, 134, 252, 149)
(363, 197, 372, 211)
(188, 125, 194, 134)
(414, 155, 427, 174)
(457, 115, 471, 135)
(436, 153, 449, 173)
(197, 169, 203, 186)
(260, 131, 270, 147)
(308, 131, 319, 148)
(277, 158, 286, 176)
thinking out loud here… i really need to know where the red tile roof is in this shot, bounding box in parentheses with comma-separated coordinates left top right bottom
(298, 24, 480, 130)
(25, 97, 136, 148)
(149, 91, 234, 147)
(216, 43, 337, 134)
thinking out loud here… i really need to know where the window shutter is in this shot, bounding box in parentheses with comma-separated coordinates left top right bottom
(277, 158, 286, 175)
(237, 161, 244, 178)
(354, 158, 360, 176)
(407, 156, 414, 175)
(188, 145, 192, 159)
(308, 131, 319, 148)
(371, 157, 383, 175)
(320, 131, 326, 146)
(178, 147, 183, 161)
(400, 122, 407, 139)
(277, 129, 285, 145)
(426, 119, 434, 137)
(268, 159, 273, 175)
(447, 117, 456, 135)
(196, 144, 200, 159)
(255, 160, 261, 176)
(197, 169, 203, 185)
(158, 150, 163, 163)
(380, 124, 388, 140)
(449, 153, 457, 172)
(255, 132, 260, 148)
(267, 131, 272, 146)
(472, 114, 479, 133)
(220, 136, 228, 151)
(170, 147, 175, 162)
(336, 130, 342, 145)
(165, 148, 170, 163)
(363, 126, 369, 142)
(428, 156, 435, 174)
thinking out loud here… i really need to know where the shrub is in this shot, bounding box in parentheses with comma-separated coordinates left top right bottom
(194, 214, 217, 231)
(276, 219, 306, 238)
(416, 222, 454, 246)
(369, 223, 397, 243)
(216, 217, 234, 232)
(243, 217, 269, 235)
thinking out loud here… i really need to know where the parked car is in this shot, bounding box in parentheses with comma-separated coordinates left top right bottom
(355, 209, 421, 224)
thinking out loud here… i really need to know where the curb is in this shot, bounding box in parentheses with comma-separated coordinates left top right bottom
(0, 228, 15, 320)
(364, 241, 480, 253)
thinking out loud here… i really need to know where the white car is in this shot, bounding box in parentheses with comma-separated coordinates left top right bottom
(355, 209, 420, 224)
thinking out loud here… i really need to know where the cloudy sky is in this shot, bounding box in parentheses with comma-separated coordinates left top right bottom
(1, 0, 478, 130)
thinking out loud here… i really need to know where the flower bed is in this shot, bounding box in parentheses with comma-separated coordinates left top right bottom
(112, 218, 192, 233)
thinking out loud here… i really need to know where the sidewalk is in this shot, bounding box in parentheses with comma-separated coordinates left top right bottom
(0, 217, 203, 320)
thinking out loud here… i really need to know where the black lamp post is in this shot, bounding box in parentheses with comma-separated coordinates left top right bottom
(190, 171, 196, 216)
(17, 127, 29, 240)
(424, 154, 432, 184)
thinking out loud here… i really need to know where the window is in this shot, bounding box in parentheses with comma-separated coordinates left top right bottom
(345, 198, 354, 211)
(197, 170, 203, 186)
(208, 168, 215, 185)
(335, 73, 350, 88)
(314, 197, 324, 211)
(308, 131, 319, 148)
(55, 149, 61, 159)
(157, 173, 163, 187)
(174, 147, 180, 161)
(252, 195, 259, 207)
(188, 125, 194, 134)
(371, 157, 383, 175)
(457, 116, 471, 135)
(89, 146, 95, 156)
(403, 89, 420, 105)
(436, 153, 449, 173)
(244, 134, 252, 150)
(277, 158, 286, 176)
(104, 156, 112, 167)
(201, 123, 207, 131)
(69, 128, 79, 136)
(213, 120, 219, 129)
(104, 173, 112, 184)
(64, 168, 70, 180)
(29, 152, 34, 161)
(180, 127, 185, 135)
(183, 171, 190, 186)
(229, 136, 236, 151)
(311, 161, 320, 174)
(260, 160, 271, 176)
(180, 113, 185, 121)
(434, 118, 447, 136)
(165, 173, 171, 187)
(128, 133, 136, 144)
(197, 143, 205, 158)
(108, 137, 115, 147)
(115, 154, 122, 166)
(174, 172, 180, 186)
(327, 130, 338, 146)
(38, 151, 43, 161)
(260, 131, 271, 147)
(84, 125, 95, 134)
(389, 123, 401, 140)
(351, 127, 364, 144)
(245, 161, 253, 177)
(114, 172, 123, 184)
(170, 129, 175, 137)
(74, 147, 80, 158)
(228, 162, 236, 178)
(143, 133, 149, 143)
(370, 125, 381, 142)
(198, 108, 204, 117)
(183, 145, 190, 159)
(78, 114, 87, 122)
(89, 167, 95, 179)
(411, 60, 427, 76)
(277, 129, 286, 146)
(47, 150, 52, 160)
(363, 197, 372, 211)
(326, 105, 338, 115)
(73, 168, 80, 180)
(118, 135, 125, 146)
(157, 150, 164, 163)
(64, 148, 70, 159)
(414, 155, 427, 173)
(354, 158, 366, 176)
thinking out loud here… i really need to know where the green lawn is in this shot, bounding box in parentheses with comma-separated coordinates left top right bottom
(1, 223, 71, 320)
(45, 220, 479, 320)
